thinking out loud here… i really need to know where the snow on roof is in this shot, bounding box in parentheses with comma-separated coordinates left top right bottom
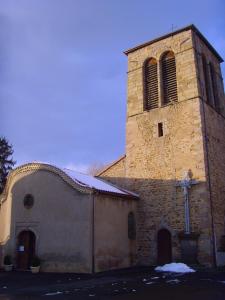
(63, 168, 138, 198)
(16, 162, 138, 198)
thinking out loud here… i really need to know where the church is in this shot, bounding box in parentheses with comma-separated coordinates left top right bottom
(0, 24, 225, 272)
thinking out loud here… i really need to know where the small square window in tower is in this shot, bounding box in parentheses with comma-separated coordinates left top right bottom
(158, 122, 164, 137)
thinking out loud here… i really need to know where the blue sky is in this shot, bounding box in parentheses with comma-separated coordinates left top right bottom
(1, 0, 225, 172)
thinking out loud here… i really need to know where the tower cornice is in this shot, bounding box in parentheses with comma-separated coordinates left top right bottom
(124, 24, 223, 63)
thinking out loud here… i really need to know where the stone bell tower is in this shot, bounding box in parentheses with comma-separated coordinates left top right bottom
(123, 25, 225, 267)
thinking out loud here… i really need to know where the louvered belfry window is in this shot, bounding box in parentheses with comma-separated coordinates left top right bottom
(209, 63, 220, 111)
(162, 51, 178, 104)
(202, 55, 211, 105)
(144, 58, 159, 110)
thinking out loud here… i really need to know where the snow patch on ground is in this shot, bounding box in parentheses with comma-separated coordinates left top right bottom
(145, 281, 154, 285)
(155, 263, 195, 273)
(45, 291, 63, 296)
(166, 279, 181, 284)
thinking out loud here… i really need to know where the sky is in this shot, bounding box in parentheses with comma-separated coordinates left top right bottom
(1, 0, 225, 173)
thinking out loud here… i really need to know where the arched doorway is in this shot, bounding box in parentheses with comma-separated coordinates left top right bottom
(16, 230, 36, 270)
(157, 229, 172, 265)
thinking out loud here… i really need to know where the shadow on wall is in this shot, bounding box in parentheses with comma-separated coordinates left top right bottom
(0, 169, 218, 269)
(99, 175, 218, 266)
(99, 175, 209, 232)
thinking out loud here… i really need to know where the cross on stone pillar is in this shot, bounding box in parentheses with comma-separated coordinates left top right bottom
(176, 171, 199, 234)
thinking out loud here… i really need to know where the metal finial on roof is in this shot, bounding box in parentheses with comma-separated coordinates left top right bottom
(171, 24, 177, 34)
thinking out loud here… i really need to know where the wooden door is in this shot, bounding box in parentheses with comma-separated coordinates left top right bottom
(17, 231, 36, 270)
(157, 229, 172, 265)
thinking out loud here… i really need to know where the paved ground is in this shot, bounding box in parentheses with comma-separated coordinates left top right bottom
(0, 267, 225, 299)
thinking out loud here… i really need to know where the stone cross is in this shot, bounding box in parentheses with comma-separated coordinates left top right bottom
(176, 171, 199, 234)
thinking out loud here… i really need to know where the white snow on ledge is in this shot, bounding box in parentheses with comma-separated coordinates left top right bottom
(155, 263, 195, 273)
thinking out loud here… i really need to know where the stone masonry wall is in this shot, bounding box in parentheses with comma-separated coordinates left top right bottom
(98, 28, 225, 267)
(125, 99, 213, 265)
(201, 103, 225, 260)
(194, 33, 225, 117)
(126, 29, 198, 117)
(99, 156, 127, 187)
(194, 33, 225, 265)
(125, 29, 214, 266)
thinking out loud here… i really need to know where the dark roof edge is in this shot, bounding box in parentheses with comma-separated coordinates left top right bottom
(124, 24, 223, 63)
(94, 189, 139, 200)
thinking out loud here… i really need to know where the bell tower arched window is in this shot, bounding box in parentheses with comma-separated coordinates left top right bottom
(161, 51, 178, 104)
(144, 58, 159, 110)
(209, 62, 220, 112)
(202, 55, 211, 105)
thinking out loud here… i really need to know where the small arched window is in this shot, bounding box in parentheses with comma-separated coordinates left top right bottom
(144, 58, 159, 110)
(161, 51, 178, 104)
(202, 55, 211, 105)
(128, 212, 136, 240)
(23, 194, 34, 209)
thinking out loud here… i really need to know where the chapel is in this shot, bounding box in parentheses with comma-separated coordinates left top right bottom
(0, 162, 138, 272)
(0, 24, 225, 272)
